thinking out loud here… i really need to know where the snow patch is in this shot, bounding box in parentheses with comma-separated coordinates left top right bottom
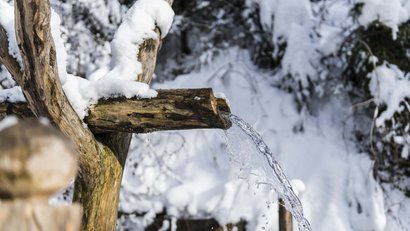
(117, 50, 391, 231)
(247, 0, 318, 89)
(368, 63, 410, 127)
(0, 1, 23, 68)
(357, 0, 410, 39)
(104, 0, 174, 81)
(50, 10, 69, 85)
(0, 115, 17, 131)
(0, 86, 25, 103)
(62, 74, 157, 119)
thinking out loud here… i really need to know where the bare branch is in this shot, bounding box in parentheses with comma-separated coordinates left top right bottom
(137, 0, 174, 83)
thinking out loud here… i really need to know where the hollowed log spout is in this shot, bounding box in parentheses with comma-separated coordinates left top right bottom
(0, 88, 232, 134)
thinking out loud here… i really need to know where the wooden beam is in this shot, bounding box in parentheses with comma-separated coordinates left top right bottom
(279, 199, 293, 231)
(86, 88, 231, 133)
(0, 88, 231, 133)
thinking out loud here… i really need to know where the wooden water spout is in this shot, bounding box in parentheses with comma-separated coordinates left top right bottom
(0, 88, 232, 134)
(0, 119, 82, 231)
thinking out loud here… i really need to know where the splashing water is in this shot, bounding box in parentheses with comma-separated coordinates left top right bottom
(226, 114, 312, 231)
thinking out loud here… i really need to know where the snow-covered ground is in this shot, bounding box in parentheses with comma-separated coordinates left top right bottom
(118, 49, 410, 230)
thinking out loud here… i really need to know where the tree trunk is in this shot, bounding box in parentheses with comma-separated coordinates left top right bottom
(73, 146, 124, 231)
(12, 1, 126, 230)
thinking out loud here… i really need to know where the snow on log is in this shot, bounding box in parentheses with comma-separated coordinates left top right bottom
(0, 88, 232, 133)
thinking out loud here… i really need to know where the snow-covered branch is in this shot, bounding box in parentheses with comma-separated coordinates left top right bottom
(104, 0, 174, 83)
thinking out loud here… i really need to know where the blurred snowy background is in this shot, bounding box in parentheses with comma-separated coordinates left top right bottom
(1, 0, 410, 230)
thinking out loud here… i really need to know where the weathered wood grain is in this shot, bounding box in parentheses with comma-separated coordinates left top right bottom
(86, 88, 231, 133)
(137, 0, 174, 83)
(0, 89, 231, 133)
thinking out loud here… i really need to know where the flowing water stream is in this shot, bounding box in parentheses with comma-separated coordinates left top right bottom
(226, 114, 312, 231)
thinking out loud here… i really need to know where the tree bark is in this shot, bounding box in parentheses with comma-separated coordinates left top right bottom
(0, 102, 34, 119)
(137, 0, 174, 83)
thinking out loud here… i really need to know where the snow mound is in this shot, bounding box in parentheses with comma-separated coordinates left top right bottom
(0, 1, 22, 68)
(357, 0, 410, 39)
(105, 0, 174, 81)
(368, 63, 410, 127)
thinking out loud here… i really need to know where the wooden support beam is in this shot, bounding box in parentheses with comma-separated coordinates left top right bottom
(279, 199, 293, 231)
(0, 88, 231, 133)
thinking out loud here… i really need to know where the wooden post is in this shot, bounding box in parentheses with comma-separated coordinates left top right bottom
(0, 119, 82, 231)
(279, 199, 293, 231)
